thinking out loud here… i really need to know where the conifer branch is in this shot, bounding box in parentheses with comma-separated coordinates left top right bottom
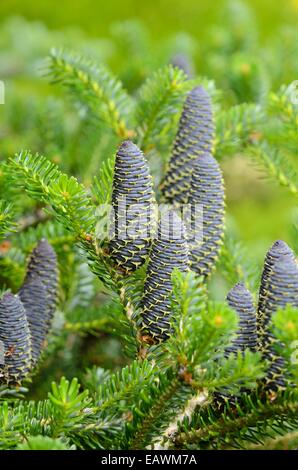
(173, 393, 298, 449)
(215, 103, 264, 158)
(0, 200, 16, 240)
(245, 430, 298, 450)
(248, 143, 298, 195)
(218, 235, 259, 291)
(9, 151, 95, 237)
(136, 65, 191, 152)
(127, 375, 182, 450)
(47, 49, 134, 139)
(96, 360, 156, 414)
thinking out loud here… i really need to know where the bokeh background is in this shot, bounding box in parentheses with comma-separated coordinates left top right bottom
(0, 0, 297, 39)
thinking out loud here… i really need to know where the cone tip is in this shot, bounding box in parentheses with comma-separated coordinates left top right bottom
(118, 140, 140, 155)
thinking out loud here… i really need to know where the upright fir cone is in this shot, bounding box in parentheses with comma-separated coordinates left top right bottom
(140, 211, 189, 342)
(188, 152, 225, 278)
(161, 86, 214, 204)
(258, 240, 295, 335)
(225, 282, 257, 355)
(257, 241, 298, 392)
(20, 239, 58, 356)
(0, 293, 32, 384)
(215, 282, 257, 404)
(19, 278, 48, 366)
(109, 141, 156, 273)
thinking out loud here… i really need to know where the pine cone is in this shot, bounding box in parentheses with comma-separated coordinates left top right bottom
(188, 152, 225, 277)
(23, 239, 58, 332)
(161, 86, 214, 204)
(109, 141, 156, 273)
(140, 211, 189, 342)
(19, 278, 48, 366)
(0, 293, 32, 384)
(257, 241, 298, 392)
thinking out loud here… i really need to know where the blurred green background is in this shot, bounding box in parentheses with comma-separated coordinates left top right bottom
(0, 0, 297, 264)
(0, 0, 297, 39)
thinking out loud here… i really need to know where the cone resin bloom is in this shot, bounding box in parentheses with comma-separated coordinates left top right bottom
(188, 152, 225, 278)
(257, 240, 298, 391)
(161, 86, 214, 204)
(225, 281, 257, 355)
(22, 239, 58, 333)
(140, 210, 189, 342)
(0, 293, 32, 384)
(109, 140, 156, 273)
